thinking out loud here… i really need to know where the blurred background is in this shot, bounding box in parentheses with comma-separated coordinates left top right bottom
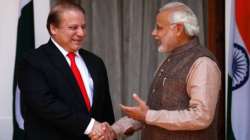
(0, 0, 225, 140)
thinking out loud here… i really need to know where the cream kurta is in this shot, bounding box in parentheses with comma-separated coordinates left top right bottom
(112, 56, 221, 136)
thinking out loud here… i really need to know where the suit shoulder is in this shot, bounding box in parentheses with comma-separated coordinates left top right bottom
(28, 42, 49, 56)
(20, 42, 50, 66)
(79, 49, 104, 63)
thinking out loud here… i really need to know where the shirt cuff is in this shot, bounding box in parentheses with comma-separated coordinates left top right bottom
(84, 118, 95, 135)
(145, 110, 157, 124)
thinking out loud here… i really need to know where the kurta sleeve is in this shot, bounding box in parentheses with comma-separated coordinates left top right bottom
(145, 57, 221, 130)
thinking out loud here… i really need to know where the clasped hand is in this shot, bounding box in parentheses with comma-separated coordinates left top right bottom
(88, 121, 116, 140)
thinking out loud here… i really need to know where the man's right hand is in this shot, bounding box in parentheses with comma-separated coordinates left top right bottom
(89, 122, 116, 140)
(111, 116, 142, 138)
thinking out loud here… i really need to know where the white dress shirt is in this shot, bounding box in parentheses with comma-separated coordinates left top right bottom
(51, 38, 95, 135)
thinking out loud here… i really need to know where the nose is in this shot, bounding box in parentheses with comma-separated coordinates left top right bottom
(152, 28, 157, 37)
(77, 27, 86, 37)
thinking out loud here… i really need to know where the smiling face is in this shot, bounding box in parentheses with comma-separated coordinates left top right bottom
(50, 9, 87, 52)
(152, 11, 178, 53)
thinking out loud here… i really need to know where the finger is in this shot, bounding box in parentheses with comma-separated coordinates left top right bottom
(90, 134, 98, 140)
(92, 133, 104, 140)
(104, 122, 115, 139)
(120, 104, 135, 114)
(120, 104, 129, 112)
(96, 123, 106, 135)
(132, 94, 145, 105)
(98, 136, 105, 140)
(120, 109, 134, 118)
(101, 122, 110, 133)
(122, 107, 138, 113)
(102, 122, 116, 139)
(89, 131, 96, 137)
(103, 122, 112, 131)
(90, 132, 102, 140)
(120, 104, 136, 110)
(119, 104, 127, 109)
(102, 122, 110, 128)
(100, 124, 106, 131)
(92, 135, 105, 140)
(93, 130, 103, 137)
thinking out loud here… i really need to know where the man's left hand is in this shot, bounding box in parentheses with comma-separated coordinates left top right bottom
(120, 94, 149, 122)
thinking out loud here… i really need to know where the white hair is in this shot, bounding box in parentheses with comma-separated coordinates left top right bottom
(160, 2, 200, 36)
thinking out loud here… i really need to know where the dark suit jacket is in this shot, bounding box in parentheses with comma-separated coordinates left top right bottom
(17, 40, 114, 140)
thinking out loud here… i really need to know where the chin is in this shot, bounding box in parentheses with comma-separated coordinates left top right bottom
(158, 45, 166, 53)
(73, 45, 82, 50)
(68, 48, 78, 52)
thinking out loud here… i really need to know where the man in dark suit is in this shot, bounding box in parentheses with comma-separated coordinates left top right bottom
(17, 1, 114, 140)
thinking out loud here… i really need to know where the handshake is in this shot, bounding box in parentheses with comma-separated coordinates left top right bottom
(88, 121, 117, 140)
(88, 94, 148, 140)
(88, 116, 142, 140)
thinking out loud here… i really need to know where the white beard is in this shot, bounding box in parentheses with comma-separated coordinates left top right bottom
(158, 44, 165, 53)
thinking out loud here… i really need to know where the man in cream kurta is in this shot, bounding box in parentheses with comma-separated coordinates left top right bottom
(113, 55, 221, 136)
(91, 2, 221, 140)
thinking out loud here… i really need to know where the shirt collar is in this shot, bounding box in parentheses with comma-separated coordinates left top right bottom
(51, 38, 80, 57)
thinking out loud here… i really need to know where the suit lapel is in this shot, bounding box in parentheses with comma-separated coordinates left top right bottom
(44, 40, 89, 113)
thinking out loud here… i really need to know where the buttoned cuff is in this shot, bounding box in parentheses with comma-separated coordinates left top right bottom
(84, 118, 95, 135)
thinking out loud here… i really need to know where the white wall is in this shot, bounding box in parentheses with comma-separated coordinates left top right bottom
(0, 0, 19, 139)
(225, 0, 233, 137)
(34, 0, 50, 48)
(0, 0, 49, 139)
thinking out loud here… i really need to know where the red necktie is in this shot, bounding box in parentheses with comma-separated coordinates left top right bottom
(67, 52, 91, 112)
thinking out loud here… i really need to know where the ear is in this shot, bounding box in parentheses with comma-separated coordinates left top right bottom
(50, 24, 57, 35)
(174, 23, 185, 36)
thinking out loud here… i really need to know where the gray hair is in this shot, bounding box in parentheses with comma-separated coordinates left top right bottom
(160, 2, 199, 36)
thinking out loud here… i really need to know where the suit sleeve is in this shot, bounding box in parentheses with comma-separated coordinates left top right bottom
(100, 59, 115, 124)
(17, 57, 90, 137)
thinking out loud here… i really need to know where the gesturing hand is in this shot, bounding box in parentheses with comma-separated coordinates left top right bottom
(120, 94, 149, 122)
